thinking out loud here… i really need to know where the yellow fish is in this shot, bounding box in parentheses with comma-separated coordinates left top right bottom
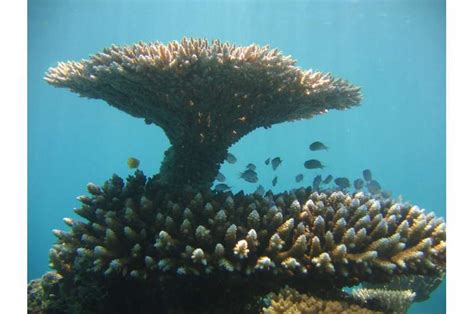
(127, 157, 140, 169)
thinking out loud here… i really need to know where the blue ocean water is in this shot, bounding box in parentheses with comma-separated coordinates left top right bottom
(28, 0, 445, 313)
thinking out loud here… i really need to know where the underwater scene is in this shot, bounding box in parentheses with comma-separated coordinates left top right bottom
(28, 0, 445, 313)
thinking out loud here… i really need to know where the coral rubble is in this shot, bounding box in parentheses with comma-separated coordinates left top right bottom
(45, 38, 361, 189)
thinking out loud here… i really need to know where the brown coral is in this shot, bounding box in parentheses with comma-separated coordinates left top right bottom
(44, 38, 361, 189)
(351, 288, 416, 313)
(49, 171, 445, 290)
(262, 287, 382, 314)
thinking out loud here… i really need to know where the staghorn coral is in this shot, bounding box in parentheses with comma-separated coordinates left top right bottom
(351, 288, 416, 313)
(44, 38, 361, 189)
(40, 171, 445, 312)
(262, 286, 382, 314)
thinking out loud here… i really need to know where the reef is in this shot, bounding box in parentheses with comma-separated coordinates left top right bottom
(28, 38, 446, 313)
(351, 288, 416, 313)
(44, 38, 360, 189)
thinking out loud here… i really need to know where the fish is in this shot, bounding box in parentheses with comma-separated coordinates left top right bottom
(381, 190, 392, 198)
(214, 183, 231, 192)
(216, 172, 226, 182)
(272, 176, 278, 187)
(367, 180, 382, 195)
(127, 157, 140, 169)
(313, 175, 322, 189)
(362, 169, 372, 182)
(239, 169, 258, 183)
(226, 153, 237, 164)
(309, 141, 328, 151)
(246, 163, 257, 171)
(334, 177, 350, 189)
(353, 178, 364, 190)
(295, 174, 304, 183)
(264, 158, 271, 165)
(304, 159, 325, 169)
(322, 175, 333, 184)
(271, 157, 282, 170)
(255, 185, 265, 196)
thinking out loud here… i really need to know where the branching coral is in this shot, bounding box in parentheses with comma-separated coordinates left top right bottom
(262, 287, 382, 314)
(351, 288, 416, 313)
(40, 170, 446, 312)
(45, 38, 361, 189)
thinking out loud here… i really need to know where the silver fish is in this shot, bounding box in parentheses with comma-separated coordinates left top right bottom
(334, 177, 350, 189)
(304, 159, 325, 169)
(216, 172, 226, 182)
(362, 169, 372, 182)
(246, 163, 256, 171)
(215, 183, 231, 192)
(226, 153, 237, 164)
(353, 178, 364, 190)
(322, 175, 333, 184)
(309, 141, 328, 151)
(295, 174, 304, 183)
(240, 169, 258, 183)
(271, 157, 282, 170)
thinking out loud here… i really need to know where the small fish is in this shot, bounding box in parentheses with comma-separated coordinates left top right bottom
(272, 176, 278, 187)
(367, 180, 382, 195)
(304, 159, 325, 169)
(313, 175, 322, 189)
(362, 169, 372, 182)
(295, 174, 304, 183)
(353, 178, 364, 190)
(381, 190, 392, 198)
(309, 141, 329, 151)
(246, 163, 257, 171)
(271, 157, 282, 170)
(215, 183, 231, 192)
(264, 158, 271, 165)
(216, 172, 226, 182)
(255, 185, 265, 196)
(127, 157, 140, 169)
(226, 153, 237, 164)
(322, 175, 333, 184)
(239, 169, 258, 183)
(334, 177, 350, 189)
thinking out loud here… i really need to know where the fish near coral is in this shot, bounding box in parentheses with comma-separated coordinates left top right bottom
(216, 172, 226, 182)
(240, 169, 258, 183)
(295, 174, 303, 183)
(334, 177, 350, 189)
(226, 153, 237, 164)
(322, 175, 333, 184)
(214, 183, 231, 192)
(304, 159, 325, 169)
(127, 157, 140, 169)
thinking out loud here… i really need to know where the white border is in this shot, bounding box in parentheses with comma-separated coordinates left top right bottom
(0, 0, 27, 312)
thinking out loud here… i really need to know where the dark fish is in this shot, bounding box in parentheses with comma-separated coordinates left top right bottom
(215, 183, 230, 192)
(271, 157, 282, 170)
(295, 174, 304, 183)
(246, 163, 257, 171)
(309, 141, 328, 151)
(322, 175, 333, 184)
(255, 185, 265, 196)
(272, 176, 278, 187)
(313, 175, 322, 189)
(239, 169, 258, 183)
(226, 153, 237, 164)
(216, 172, 226, 182)
(265, 158, 270, 165)
(353, 178, 364, 190)
(127, 157, 140, 169)
(362, 169, 372, 182)
(304, 159, 325, 169)
(335, 177, 350, 189)
(367, 180, 382, 194)
(381, 190, 392, 198)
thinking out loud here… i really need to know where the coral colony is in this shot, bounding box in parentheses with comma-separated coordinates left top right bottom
(28, 38, 445, 313)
